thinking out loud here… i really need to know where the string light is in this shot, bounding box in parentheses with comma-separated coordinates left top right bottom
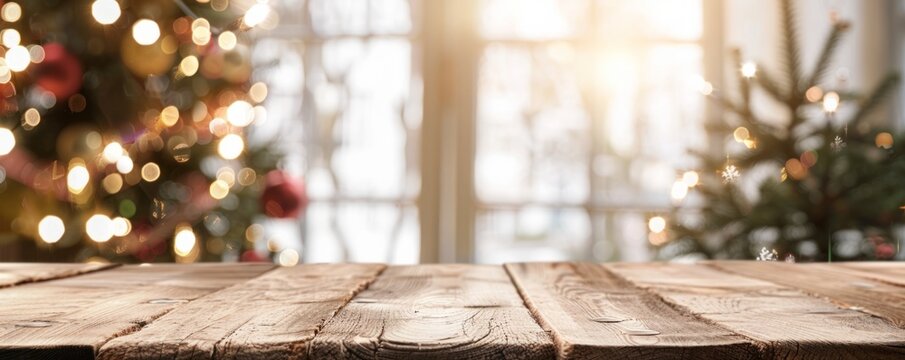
(681, 171, 699, 188)
(160, 106, 179, 127)
(249, 82, 268, 103)
(179, 56, 199, 77)
(209, 179, 230, 199)
(278, 248, 300, 266)
(174, 224, 196, 257)
(111, 217, 131, 237)
(22, 108, 40, 127)
(1, 2, 21, 22)
(823, 91, 840, 113)
(91, 0, 121, 25)
(132, 19, 160, 45)
(218, 31, 237, 51)
(1, 29, 20, 48)
(0, 128, 14, 155)
(67, 163, 90, 194)
(141, 162, 161, 182)
(191, 18, 211, 46)
(38, 216, 65, 244)
(740, 61, 757, 78)
(218, 134, 245, 159)
(102, 142, 124, 163)
(85, 214, 114, 242)
(226, 100, 254, 126)
(648, 216, 667, 233)
(6, 45, 30, 71)
(670, 180, 688, 201)
(115, 155, 134, 174)
(243, 4, 271, 27)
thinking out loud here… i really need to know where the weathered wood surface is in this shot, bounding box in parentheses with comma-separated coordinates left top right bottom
(0, 263, 273, 359)
(0, 263, 117, 288)
(505, 263, 759, 359)
(98, 264, 384, 360)
(309, 264, 555, 359)
(0, 261, 903, 359)
(835, 261, 905, 287)
(607, 262, 905, 359)
(712, 261, 905, 328)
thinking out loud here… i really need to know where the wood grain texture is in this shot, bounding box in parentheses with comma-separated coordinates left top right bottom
(309, 264, 554, 359)
(504, 263, 759, 359)
(0, 263, 117, 288)
(0, 263, 273, 359)
(607, 262, 905, 359)
(97, 263, 385, 360)
(836, 261, 905, 287)
(711, 261, 905, 329)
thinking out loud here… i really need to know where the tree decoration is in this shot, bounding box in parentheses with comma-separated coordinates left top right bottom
(667, 0, 903, 261)
(0, 1, 283, 263)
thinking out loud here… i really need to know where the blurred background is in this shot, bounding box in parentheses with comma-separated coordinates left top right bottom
(1, 0, 904, 264)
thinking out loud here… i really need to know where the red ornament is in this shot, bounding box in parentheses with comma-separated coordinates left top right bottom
(240, 249, 269, 262)
(33, 43, 83, 101)
(260, 170, 308, 218)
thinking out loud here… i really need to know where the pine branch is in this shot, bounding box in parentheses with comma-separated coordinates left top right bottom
(779, 0, 802, 98)
(848, 73, 900, 125)
(804, 21, 850, 91)
(755, 66, 788, 101)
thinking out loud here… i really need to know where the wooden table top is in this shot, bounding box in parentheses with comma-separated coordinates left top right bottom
(0, 261, 902, 359)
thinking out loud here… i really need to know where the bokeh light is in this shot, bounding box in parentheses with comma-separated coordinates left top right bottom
(38, 216, 65, 244)
(0, 128, 15, 155)
(6, 45, 30, 71)
(217, 134, 244, 159)
(85, 214, 114, 242)
(91, 0, 121, 25)
(132, 19, 161, 45)
(67, 163, 90, 194)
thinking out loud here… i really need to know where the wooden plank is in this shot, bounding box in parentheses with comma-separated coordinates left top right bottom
(97, 263, 385, 360)
(0, 263, 117, 288)
(712, 261, 905, 328)
(607, 262, 905, 359)
(0, 263, 273, 359)
(309, 264, 554, 359)
(836, 261, 905, 287)
(504, 263, 759, 359)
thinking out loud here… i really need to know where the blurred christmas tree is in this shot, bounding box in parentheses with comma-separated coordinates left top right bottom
(0, 0, 306, 263)
(666, 0, 903, 262)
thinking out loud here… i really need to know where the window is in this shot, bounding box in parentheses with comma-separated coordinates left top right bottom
(255, 0, 710, 263)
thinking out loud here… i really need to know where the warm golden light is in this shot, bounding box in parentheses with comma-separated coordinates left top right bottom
(85, 214, 114, 243)
(681, 171, 699, 188)
(22, 108, 40, 127)
(876, 132, 894, 149)
(132, 19, 160, 46)
(102, 142, 124, 163)
(38, 215, 65, 244)
(0, 127, 15, 155)
(209, 117, 229, 137)
(218, 31, 237, 51)
(217, 134, 244, 159)
(740, 61, 757, 78)
(111, 217, 131, 237)
(191, 18, 211, 46)
(1, 2, 21, 22)
(249, 82, 268, 103)
(226, 100, 254, 127)
(237, 167, 256, 186)
(160, 106, 180, 127)
(670, 180, 688, 201)
(217, 167, 236, 187)
(648, 216, 667, 234)
(6, 45, 30, 72)
(243, 4, 271, 27)
(116, 155, 134, 174)
(278, 248, 300, 266)
(141, 162, 161, 182)
(91, 0, 121, 25)
(733, 127, 750, 142)
(179, 56, 199, 77)
(823, 91, 840, 113)
(67, 163, 90, 194)
(101, 173, 123, 193)
(209, 179, 230, 199)
(0, 59, 11, 83)
(1, 29, 20, 48)
(174, 225, 196, 257)
(805, 86, 823, 103)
